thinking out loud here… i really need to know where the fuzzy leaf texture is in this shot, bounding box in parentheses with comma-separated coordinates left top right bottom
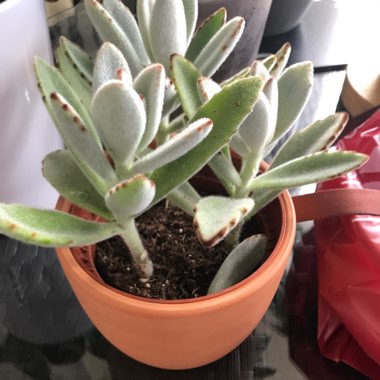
(136, 0, 155, 61)
(49, 92, 118, 195)
(57, 37, 93, 83)
(92, 42, 132, 93)
(149, 0, 187, 73)
(134, 63, 165, 151)
(262, 77, 279, 119)
(270, 42, 291, 78)
(91, 79, 146, 169)
(105, 175, 155, 224)
(270, 62, 313, 145)
(197, 76, 222, 103)
(208, 151, 242, 188)
(186, 7, 226, 61)
(271, 112, 349, 168)
(194, 196, 254, 247)
(55, 37, 93, 111)
(221, 67, 251, 88)
(230, 134, 251, 158)
(249, 151, 368, 192)
(0, 204, 120, 247)
(182, 0, 198, 46)
(42, 150, 113, 220)
(261, 54, 276, 72)
(208, 234, 267, 294)
(131, 118, 213, 174)
(162, 75, 178, 116)
(166, 182, 201, 216)
(84, 0, 148, 77)
(171, 54, 203, 119)
(194, 16, 245, 77)
(238, 93, 273, 153)
(34, 57, 101, 147)
(150, 76, 263, 204)
(102, 0, 151, 68)
(250, 60, 271, 83)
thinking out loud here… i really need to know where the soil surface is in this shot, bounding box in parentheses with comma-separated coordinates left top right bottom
(95, 203, 235, 300)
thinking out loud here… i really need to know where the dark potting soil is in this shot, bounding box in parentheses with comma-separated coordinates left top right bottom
(95, 202, 266, 300)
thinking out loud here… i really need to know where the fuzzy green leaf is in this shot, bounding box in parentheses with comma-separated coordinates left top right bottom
(162, 75, 178, 116)
(239, 93, 273, 153)
(250, 60, 271, 83)
(93, 42, 132, 93)
(261, 54, 277, 72)
(194, 196, 254, 247)
(166, 182, 200, 217)
(105, 175, 155, 224)
(197, 76, 222, 103)
(42, 150, 113, 220)
(230, 134, 251, 158)
(55, 37, 93, 111)
(194, 17, 245, 77)
(249, 151, 368, 192)
(34, 57, 101, 147)
(220, 67, 251, 87)
(136, 0, 155, 61)
(270, 42, 292, 78)
(208, 234, 267, 294)
(262, 77, 278, 113)
(50, 92, 118, 195)
(131, 118, 213, 174)
(271, 112, 349, 169)
(270, 62, 313, 145)
(171, 55, 203, 119)
(208, 151, 242, 188)
(186, 7, 226, 61)
(92, 80, 146, 169)
(182, 0, 198, 46)
(150, 76, 263, 204)
(58, 37, 93, 83)
(84, 0, 147, 76)
(103, 0, 151, 68)
(167, 113, 189, 134)
(134, 64, 166, 151)
(149, 0, 187, 73)
(0, 204, 120, 247)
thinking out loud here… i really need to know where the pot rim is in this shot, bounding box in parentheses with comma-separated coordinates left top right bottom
(56, 188, 296, 313)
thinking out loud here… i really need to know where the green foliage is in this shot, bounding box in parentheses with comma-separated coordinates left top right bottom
(208, 235, 267, 294)
(249, 151, 368, 192)
(0, 0, 368, 288)
(0, 204, 120, 247)
(150, 76, 263, 204)
(194, 196, 254, 247)
(186, 7, 226, 61)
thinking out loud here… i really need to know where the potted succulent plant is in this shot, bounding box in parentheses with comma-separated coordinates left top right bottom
(0, 0, 367, 370)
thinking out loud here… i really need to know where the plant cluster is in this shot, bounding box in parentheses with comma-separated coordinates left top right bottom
(0, 0, 366, 294)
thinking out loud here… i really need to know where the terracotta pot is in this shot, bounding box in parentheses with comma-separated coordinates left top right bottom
(55, 177, 296, 369)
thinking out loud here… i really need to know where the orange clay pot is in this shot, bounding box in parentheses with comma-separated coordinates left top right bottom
(55, 179, 296, 370)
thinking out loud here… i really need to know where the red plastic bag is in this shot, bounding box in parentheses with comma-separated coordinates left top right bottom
(315, 109, 380, 379)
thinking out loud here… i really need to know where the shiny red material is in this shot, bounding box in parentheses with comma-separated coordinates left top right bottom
(315, 109, 380, 379)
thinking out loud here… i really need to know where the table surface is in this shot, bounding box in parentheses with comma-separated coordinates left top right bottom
(0, 1, 375, 379)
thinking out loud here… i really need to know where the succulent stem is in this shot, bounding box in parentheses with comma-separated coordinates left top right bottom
(120, 219, 154, 280)
(234, 153, 260, 198)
